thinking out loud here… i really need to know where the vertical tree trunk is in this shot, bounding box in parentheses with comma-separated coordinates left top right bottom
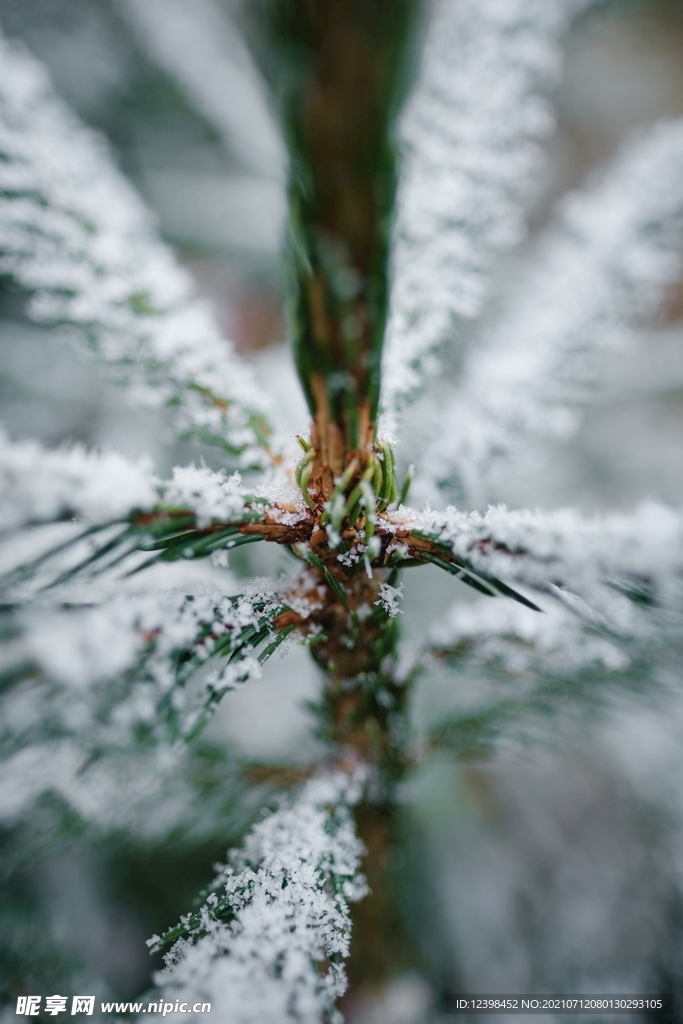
(251, 0, 422, 495)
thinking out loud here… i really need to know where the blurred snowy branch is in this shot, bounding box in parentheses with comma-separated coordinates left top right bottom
(0, 27, 281, 466)
(382, 0, 594, 425)
(394, 500, 683, 623)
(0, 430, 298, 597)
(116, 0, 285, 179)
(425, 591, 682, 756)
(0, 427, 157, 529)
(418, 118, 683, 503)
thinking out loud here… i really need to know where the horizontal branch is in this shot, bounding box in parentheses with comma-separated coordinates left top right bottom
(0, 433, 312, 592)
(379, 501, 683, 619)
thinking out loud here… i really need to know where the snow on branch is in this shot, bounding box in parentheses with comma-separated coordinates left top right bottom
(0, 431, 305, 594)
(388, 501, 683, 624)
(382, 0, 588, 424)
(421, 118, 683, 504)
(0, 27, 281, 466)
(148, 771, 368, 1024)
(0, 428, 284, 530)
(3, 582, 284, 741)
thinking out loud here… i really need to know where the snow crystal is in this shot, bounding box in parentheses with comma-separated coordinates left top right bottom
(375, 582, 405, 619)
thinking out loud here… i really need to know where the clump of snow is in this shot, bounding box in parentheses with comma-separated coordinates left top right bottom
(162, 466, 251, 527)
(281, 569, 326, 620)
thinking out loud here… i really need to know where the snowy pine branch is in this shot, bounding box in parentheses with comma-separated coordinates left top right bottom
(0, 432, 308, 594)
(149, 771, 368, 1024)
(0, 728, 262, 841)
(1, 581, 287, 744)
(387, 502, 683, 623)
(419, 118, 683, 503)
(0, 27, 281, 466)
(0, 428, 158, 529)
(382, 0, 591, 424)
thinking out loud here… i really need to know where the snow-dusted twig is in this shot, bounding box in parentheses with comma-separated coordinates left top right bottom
(419, 118, 683, 504)
(0, 27, 281, 466)
(382, 0, 589, 425)
(149, 771, 368, 1024)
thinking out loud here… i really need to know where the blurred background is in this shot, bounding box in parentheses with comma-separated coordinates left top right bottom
(1, 0, 683, 1020)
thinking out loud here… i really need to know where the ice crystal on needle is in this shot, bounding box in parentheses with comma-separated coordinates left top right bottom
(375, 581, 405, 619)
(149, 772, 368, 1024)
